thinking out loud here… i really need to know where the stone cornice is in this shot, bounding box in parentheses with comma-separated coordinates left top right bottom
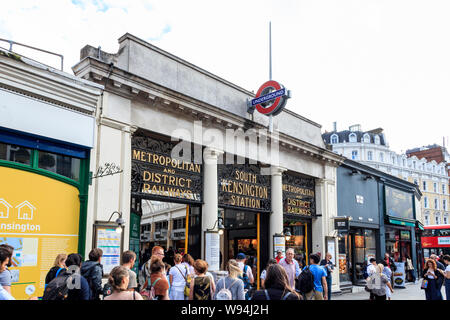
(0, 54, 102, 116)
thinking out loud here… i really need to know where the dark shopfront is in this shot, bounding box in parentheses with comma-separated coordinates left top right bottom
(336, 220, 378, 286)
(381, 184, 419, 281)
(282, 171, 315, 268)
(131, 131, 204, 266)
(336, 160, 381, 288)
(218, 160, 271, 288)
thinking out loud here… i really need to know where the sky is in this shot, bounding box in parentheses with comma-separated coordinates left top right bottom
(1, 0, 449, 154)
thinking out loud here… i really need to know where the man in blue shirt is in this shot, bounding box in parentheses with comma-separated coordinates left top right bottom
(303, 253, 328, 300)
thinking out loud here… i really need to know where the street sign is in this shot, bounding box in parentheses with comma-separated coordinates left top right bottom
(247, 80, 290, 116)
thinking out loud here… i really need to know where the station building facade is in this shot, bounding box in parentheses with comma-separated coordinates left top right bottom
(73, 33, 345, 290)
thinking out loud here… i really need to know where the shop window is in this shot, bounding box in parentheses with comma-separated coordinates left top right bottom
(38, 151, 81, 181)
(0, 142, 31, 165)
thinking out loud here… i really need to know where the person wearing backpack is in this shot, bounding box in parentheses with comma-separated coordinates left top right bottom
(43, 253, 90, 301)
(214, 259, 245, 300)
(45, 254, 67, 287)
(80, 248, 104, 300)
(251, 264, 300, 300)
(236, 253, 254, 300)
(104, 266, 143, 300)
(189, 259, 215, 300)
(146, 257, 169, 300)
(169, 254, 187, 300)
(301, 253, 328, 300)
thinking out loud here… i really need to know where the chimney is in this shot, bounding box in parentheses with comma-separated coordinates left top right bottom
(333, 122, 337, 132)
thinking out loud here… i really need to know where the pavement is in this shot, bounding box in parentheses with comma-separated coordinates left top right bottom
(332, 281, 447, 300)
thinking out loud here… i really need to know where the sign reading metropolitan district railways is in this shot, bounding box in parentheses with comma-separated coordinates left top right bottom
(131, 134, 203, 203)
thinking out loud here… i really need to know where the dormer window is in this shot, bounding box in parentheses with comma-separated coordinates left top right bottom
(349, 133, 357, 143)
(363, 133, 370, 143)
(374, 135, 380, 145)
(331, 134, 339, 144)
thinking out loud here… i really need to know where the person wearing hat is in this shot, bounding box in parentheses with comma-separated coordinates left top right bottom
(236, 253, 254, 299)
(275, 250, 284, 264)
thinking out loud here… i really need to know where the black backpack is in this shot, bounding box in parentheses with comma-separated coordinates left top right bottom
(296, 266, 314, 294)
(42, 273, 71, 300)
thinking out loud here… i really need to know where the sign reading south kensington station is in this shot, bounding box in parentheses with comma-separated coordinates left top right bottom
(131, 134, 203, 203)
(218, 163, 271, 212)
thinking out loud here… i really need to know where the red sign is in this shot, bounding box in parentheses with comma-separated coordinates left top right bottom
(249, 80, 290, 116)
(421, 236, 450, 248)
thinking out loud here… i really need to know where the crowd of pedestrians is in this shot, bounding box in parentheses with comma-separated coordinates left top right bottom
(3, 240, 449, 301)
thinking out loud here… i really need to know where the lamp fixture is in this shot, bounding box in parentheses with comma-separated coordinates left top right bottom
(283, 228, 292, 241)
(107, 211, 125, 233)
(207, 217, 225, 235)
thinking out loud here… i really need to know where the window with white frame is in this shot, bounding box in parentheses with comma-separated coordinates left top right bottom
(443, 199, 447, 211)
(444, 214, 449, 225)
(413, 161, 416, 169)
(443, 184, 446, 194)
(434, 183, 437, 193)
(424, 213, 430, 225)
(374, 135, 380, 144)
(368, 151, 373, 160)
(349, 133, 357, 143)
(423, 181, 427, 191)
(363, 134, 370, 143)
(352, 150, 358, 160)
(331, 134, 338, 144)
(424, 197, 428, 208)
(379, 153, 384, 162)
(435, 213, 441, 225)
(434, 198, 439, 209)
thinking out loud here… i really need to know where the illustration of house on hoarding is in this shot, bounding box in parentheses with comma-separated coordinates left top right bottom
(0, 199, 13, 218)
(16, 201, 36, 220)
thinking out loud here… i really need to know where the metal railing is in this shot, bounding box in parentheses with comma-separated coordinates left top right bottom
(0, 38, 64, 71)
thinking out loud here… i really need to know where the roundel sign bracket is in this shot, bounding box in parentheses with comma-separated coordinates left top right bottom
(247, 80, 291, 116)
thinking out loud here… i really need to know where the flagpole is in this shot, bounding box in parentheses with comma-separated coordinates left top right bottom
(269, 21, 273, 133)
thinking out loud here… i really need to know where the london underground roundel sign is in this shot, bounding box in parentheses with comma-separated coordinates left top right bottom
(248, 80, 290, 116)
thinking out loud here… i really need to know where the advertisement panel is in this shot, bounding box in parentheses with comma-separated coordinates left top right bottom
(421, 236, 450, 248)
(393, 262, 406, 288)
(385, 186, 414, 220)
(0, 166, 79, 300)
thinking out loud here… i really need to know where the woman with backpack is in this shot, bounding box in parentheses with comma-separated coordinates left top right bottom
(104, 266, 143, 300)
(189, 259, 215, 300)
(169, 254, 188, 300)
(44, 253, 67, 286)
(145, 257, 170, 300)
(251, 264, 301, 300)
(182, 253, 195, 276)
(214, 259, 245, 300)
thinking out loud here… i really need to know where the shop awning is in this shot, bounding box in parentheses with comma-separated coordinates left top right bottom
(388, 218, 415, 228)
(416, 221, 424, 231)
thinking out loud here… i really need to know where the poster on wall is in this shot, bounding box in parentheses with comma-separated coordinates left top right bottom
(95, 226, 122, 275)
(273, 235, 286, 258)
(205, 232, 220, 271)
(326, 238, 336, 266)
(0, 166, 80, 300)
(393, 262, 406, 288)
(338, 254, 347, 274)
